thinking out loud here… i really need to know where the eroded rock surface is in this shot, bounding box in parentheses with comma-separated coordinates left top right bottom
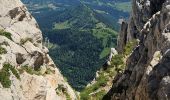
(104, 0, 170, 100)
(0, 0, 77, 100)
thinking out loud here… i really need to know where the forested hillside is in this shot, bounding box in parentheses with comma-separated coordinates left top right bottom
(42, 4, 117, 90)
(22, 0, 131, 91)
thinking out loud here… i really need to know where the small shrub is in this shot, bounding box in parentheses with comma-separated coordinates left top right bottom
(44, 68, 55, 75)
(0, 63, 20, 88)
(80, 91, 90, 100)
(20, 38, 33, 45)
(111, 54, 124, 68)
(0, 46, 7, 54)
(57, 84, 67, 93)
(124, 39, 138, 56)
(110, 54, 126, 73)
(0, 30, 12, 40)
(19, 66, 55, 76)
(80, 73, 108, 100)
(55, 84, 71, 100)
(9, 66, 20, 79)
(0, 64, 11, 88)
(96, 74, 108, 87)
(65, 92, 71, 100)
(4, 63, 20, 79)
(19, 66, 41, 75)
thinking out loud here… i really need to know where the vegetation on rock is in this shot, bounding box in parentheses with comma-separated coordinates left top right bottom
(18, 65, 55, 76)
(55, 84, 71, 100)
(0, 30, 12, 40)
(0, 63, 20, 88)
(124, 39, 138, 56)
(80, 39, 138, 99)
(0, 45, 7, 54)
(18, 66, 42, 75)
(80, 67, 116, 100)
(111, 54, 124, 72)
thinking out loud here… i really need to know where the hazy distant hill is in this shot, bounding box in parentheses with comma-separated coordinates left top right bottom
(23, 0, 130, 25)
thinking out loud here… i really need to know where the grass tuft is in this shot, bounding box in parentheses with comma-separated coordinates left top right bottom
(0, 30, 12, 40)
(0, 63, 20, 88)
(0, 46, 7, 54)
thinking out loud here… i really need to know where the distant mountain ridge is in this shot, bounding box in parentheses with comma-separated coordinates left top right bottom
(22, 0, 130, 24)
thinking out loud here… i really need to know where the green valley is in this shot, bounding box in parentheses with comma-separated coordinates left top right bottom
(45, 5, 117, 90)
(22, 0, 131, 91)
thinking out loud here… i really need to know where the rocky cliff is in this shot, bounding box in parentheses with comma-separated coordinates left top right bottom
(0, 0, 77, 100)
(104, 0, 170, 100)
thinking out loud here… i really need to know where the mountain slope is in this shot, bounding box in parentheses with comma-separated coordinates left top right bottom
(104, 0, 170, 100)
(0, 0, 77, 99)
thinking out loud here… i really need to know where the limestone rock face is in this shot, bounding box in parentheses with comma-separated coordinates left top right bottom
(117, 21, 128, 53)
(104, 0, 170, 100)
(0, 0, 77, 100)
